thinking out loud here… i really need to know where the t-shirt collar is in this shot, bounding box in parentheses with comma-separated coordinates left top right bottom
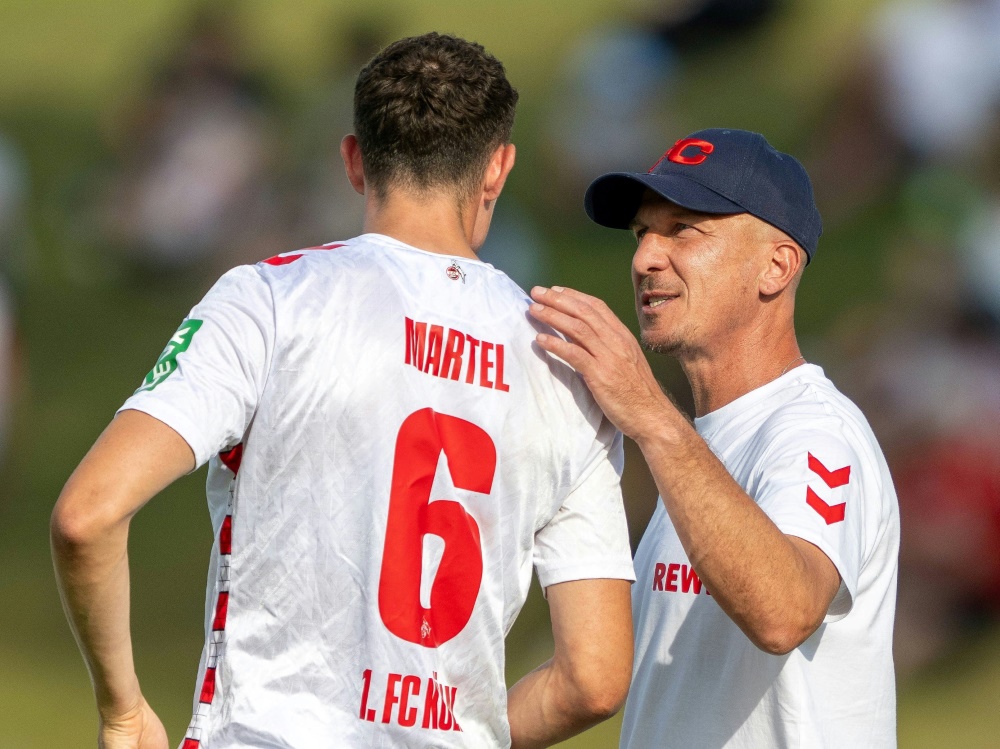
(694, 363, 825, 438)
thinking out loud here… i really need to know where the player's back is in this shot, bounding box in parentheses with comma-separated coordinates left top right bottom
(133, 234, 631, 748)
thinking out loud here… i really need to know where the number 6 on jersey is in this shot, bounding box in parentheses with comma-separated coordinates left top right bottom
(378, 408, 497, 647)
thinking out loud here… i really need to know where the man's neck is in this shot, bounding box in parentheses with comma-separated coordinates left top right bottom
(362, 187, 480, 260)
(678, 321, 803, 418)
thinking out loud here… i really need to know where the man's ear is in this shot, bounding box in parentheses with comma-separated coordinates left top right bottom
(340, 134, 366, 196)
(482, 143, 516, 203)
(759, 240, 804, 297)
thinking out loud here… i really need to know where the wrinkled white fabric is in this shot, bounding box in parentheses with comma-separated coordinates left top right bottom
(622, 365, 898, 749)
(120, 233, 635, 748)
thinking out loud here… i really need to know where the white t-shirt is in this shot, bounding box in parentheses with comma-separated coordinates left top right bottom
(621, 364, 899, 749)
(118, 233, 635, 749)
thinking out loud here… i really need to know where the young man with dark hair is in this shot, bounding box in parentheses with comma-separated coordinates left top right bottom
(52, 33, 634, 749)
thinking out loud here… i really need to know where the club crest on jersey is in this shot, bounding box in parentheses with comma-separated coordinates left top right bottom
(445, 262, 466, 283)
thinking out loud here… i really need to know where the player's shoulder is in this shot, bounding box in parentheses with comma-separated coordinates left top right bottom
(757, 365, 884, 465)
(255, 236, 365, 274)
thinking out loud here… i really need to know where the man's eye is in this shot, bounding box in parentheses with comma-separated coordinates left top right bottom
(674, 223, 692, 234)
(634, 228, 648, 241)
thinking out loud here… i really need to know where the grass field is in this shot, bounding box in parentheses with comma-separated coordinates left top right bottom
(0, 0, 995, 746)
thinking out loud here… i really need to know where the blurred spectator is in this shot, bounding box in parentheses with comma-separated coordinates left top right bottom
(837, 173, 1000, 677)
(809, 0, 1000, 220)
(0, 134, 27, 254)
(0, 133, 27, 458)
(963, 198, 1000, 329)
(102, 6, 282, 275)
(872, 0, 1000, 164)
(648, 0, 782, 50)
(476, 197, 551, 290)
(0, 132, 35, 284)
(541, 24, 675, 213)
(541, 1, 781, 216)
(283, 19, 386, 247)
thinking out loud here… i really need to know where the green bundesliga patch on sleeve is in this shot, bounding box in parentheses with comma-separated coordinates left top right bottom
(135, 319, 204, 393)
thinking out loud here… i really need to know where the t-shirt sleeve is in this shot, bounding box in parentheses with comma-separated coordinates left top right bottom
(532, 418, 636, 590)
(753, 425, 869, 622)
(117, 264, 274, 468)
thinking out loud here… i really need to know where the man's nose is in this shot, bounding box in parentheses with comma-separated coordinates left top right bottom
(633, 236, 669, 278)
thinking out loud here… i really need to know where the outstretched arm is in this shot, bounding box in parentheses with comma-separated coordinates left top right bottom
(51, 409, 195, 748)
(507, 578, 633, 748)
(529, 286, 840, 655)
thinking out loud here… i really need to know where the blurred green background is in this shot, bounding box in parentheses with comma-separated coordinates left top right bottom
(1, 0, 999, 746)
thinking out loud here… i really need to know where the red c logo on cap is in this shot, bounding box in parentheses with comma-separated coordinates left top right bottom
(654, 138, 714, 168)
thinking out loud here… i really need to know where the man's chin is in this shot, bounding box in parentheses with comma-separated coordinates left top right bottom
(639, 330, 685, 356)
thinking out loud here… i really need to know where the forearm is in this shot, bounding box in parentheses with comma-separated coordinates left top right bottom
(508, 578, 632, 747)
(507, 658, 608, 749)
(51, 512, 142, 717)
(636, 413, 825, 651)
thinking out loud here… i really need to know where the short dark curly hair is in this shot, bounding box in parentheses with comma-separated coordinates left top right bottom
(353, 32, 518, 199)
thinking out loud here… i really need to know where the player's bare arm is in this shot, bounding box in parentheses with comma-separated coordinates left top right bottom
(529, 286, 840, 654)
(507, 578, 632, 748)
(51, 410, 194, 748)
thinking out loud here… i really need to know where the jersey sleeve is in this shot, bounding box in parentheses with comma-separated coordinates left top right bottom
(532, 418, 636, 590)
(117, 264, 274, 467)
(752, 423, 869, 622)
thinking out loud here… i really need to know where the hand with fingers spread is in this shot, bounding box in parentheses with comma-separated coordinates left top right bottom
(529, 285, 676, 442)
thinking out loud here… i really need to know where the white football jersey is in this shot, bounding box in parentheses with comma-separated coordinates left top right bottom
(119, 233, 635, 749)
(621, 365, 899, 749)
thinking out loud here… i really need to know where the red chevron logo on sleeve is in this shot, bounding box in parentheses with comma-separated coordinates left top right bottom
(806, 487, 846, 524)
(808, 453, 851, 488)
(805, 453, 850, 524)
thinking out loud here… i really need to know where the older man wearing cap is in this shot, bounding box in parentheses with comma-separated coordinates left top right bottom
(529, 129, 899, 748)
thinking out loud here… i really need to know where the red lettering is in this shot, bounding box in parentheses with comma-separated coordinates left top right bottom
(362, 669, 459, 730)
(359, 669, 374, 720)
(680, 564, 702, 594)
(398, 675, 421, 727)
(445, 685, 461, 731)
(402, 319, 509, 395)
(405, 318, 427, 371)
(465, 336, 480, 384)
(652, 562, 666, 591)
(382, 673, 402, 724)
(424, 325, 444, 376)
(665, 563, 679, 593)
(438, 685, 454, 731)
(441, 330, 465, 380)
(422, 674, 440, 729)
(495, 344, 510, 392)
(479, 342, 495, 389)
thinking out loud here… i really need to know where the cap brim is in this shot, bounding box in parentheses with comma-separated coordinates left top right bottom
(585, 172, 745, 229)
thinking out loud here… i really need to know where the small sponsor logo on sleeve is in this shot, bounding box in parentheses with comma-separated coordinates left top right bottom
(135, 319, 203, 393)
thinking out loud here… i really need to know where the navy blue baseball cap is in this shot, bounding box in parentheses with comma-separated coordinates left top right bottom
(584, 128, 823, 260)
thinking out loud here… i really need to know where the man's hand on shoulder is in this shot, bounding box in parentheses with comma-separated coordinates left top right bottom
(528, 285, 680, 443)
